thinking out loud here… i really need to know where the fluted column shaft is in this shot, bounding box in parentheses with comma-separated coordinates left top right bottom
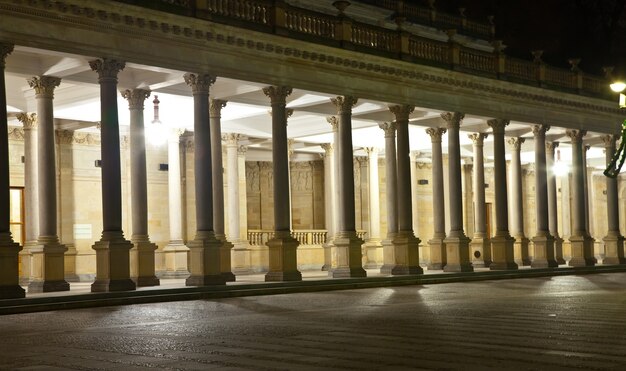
(167, 130, 184, 243)
(16, 113, 38, 244)
(0, 44, 25, 299)
(546, 142, 560, 237)
(582, 145, 590, 233)
(327, 117, 340, 237)
(602, 134, 625, 264)
(507, 137, 525, 237)
(225, 134, 241, 241)
(321, 144, 334, 240)
(428, 128, 446, 238)
(469, 133, 491, 267)
(364, 147, 381, 240)
(381, 123, 398, 235)
(210, 99, 227, 238)
(393, 106, 414, 231)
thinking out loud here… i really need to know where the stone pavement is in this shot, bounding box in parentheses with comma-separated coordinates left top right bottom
(1, 273, 626, 370)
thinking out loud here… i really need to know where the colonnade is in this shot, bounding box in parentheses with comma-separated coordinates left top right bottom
(1, 44, 625, 300)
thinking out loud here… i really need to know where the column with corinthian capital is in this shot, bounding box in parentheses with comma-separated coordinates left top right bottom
(531, 124, 558, 268)
(122, 88, 160, 287)
(507, 137, 531, 266)
(468, 132, 491, 268)
(602, 134, 625, 264)
(89, 58, 136, 292)
(26, 75, 69, 293)
(263, 86, 301, 281)
(210, 99, 235, 282)
(320, 143, 334, 271)
(440, 112, 472, 272)
(329, 96, 366, 278)
(162, 128, 189, 278)
(362, 147, 382, 268)
(546, 141, 565, 264)
(0, 44, 24, 298)
(427, 127, 447, 270)
(487, 119, 517, 270)
(566, 129, 595, 266)
(183, 72, 225, 286)
(379, 122, 398, 273)
(16, 112, 37, 284)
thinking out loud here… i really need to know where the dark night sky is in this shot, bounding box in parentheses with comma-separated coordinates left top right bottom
(404, 0, 626, 76)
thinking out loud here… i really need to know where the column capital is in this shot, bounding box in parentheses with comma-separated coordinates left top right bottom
(16, 112, 37, 130)
(531, 124, 550, 135)
(27, 76, 62, 99)
(121, 88, 151, 110)
(183, 73, 216, 94)
(326, 116, 339, 131)
(209, 98, 228, 118)
(388, 104, 414, 122)
(602, 134, 619, 148)
(320, 143, 333, 154)
(410, 150, 421, 161)
(262, 85, 292, 104)
(379, 121, 397, 137)
(426, 127, 446, 142)
(330, 95, 358, 114)
(468, 132, 487, 146)
(89, 58, 125, 82)
(237, 145, 248, 155)
(507, 137, 525, 151)
(546, 141, 559, 153)
(565, 129, 587, 143)
(222, 133, 242, 146)
(0, 43, 14, 68)
(440, 112, 464, 129)
(583, 144, 591, 152)
(487, 118, 509, 134)
(363, 147, 379, 156)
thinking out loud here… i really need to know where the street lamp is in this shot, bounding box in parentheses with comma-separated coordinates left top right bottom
(604, 80, 626, 178)
(147, 95, 168, 146)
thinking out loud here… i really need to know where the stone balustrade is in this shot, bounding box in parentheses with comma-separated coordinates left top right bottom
(247, 229, 367, 246)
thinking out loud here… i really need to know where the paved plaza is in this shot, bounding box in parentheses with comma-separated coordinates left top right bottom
(1, 273, 626, 370)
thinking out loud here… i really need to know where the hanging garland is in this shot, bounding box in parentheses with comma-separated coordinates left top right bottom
(604, 119, 626, 178)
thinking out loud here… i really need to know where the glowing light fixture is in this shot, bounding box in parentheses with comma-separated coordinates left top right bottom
(553, 149, 569, 176)
(604, 78, 626, 178)
(148, 95, 168, 146)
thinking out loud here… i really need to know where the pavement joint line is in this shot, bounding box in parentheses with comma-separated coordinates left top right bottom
(1, 265, 626, 315)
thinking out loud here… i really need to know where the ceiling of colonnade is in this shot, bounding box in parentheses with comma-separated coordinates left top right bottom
(4, 46, 610, 170)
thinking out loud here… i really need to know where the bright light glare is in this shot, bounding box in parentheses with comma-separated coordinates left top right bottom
(147, 122, 168, 146)
(610, 81, 626, 93)
(553, 162, 569, 176)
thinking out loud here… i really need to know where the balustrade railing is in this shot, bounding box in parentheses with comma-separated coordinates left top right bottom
(246, 230, 369, 245)
(115, 0, 610, 99)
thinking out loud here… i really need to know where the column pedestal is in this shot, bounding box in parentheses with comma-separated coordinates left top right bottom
(427, 236, 446, 270)
(531, 234, 558, 268)
(0, 233, 24, 298)
(490, 234, 518, 270)
(443, 234, 473, 272)
(470, 234, 491, 268)
(568, 235, 596, 267)
(186, 231, 225, 286)
(554, 236, 566, 265)
(266, 232, 302, 281)
(331, 232, 367, 278)
(232, 241, 252, 275)
(64, 245, 80, 282)
(131, 237, 160, 287)
(28, 237, 69, 292)
(219, 238, 236, 282)
(362, 242, 381, 269)
(321, 243, 332, 271)
(92, 232, 136, 292)
(162, 241, 190, 278)
(513, 236, 531, 266)
(603, 232, 626, 265)
(381, 231, 422, 274)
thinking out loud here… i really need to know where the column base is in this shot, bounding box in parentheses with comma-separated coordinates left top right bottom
(603, 233, 626, 265)
(0, 233, 24, 299)
(554, 236, 566, 265)
(427, 236, 446, 270)
(321, 241, 333, 271)
(490, 233, 518, 271)
(362, 239, 382, 269)
(64, 244, 80, 282)
(265, 232, 302, 282)
(219, 239, 235, 282)
(568, 234, 595, 267)
(513, 235, 531, 266)
(185, 231, 225, 287)
(443, 233, 473, 272)
(132, 239, 160, 287)
(330, 232, 366, 278)
(380, 231, 422, 275)
(470, 235, 491, 268)
(231, 240, 252, 275)
(91, 233, 136, 292)
(19, 241, 36, 285)
(29, 239, 70, 293)
(530, 234, 558, 268)
(163, 241, 190, 278)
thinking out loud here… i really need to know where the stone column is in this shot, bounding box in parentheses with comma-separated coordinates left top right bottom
(409, 152, 420, 239)
(440, 112, 472, 272)
(320, 143, 334, 271)
(362, 147, 381, 268)
(468, 132, 491, 268)
(25, 76, 69, 293)
(329, 96, 366, 278)
(582, 145, 597, 262)
(209, 99, 235, 282)
(546, 142, 565, 264)
(507, 137, 531, 266)
(0, 44, 25, 299)
(162, 128, 189, 278)
(602, 134, 625, 264)
(122, 88, 159, 287)
(566, 129, 595, 266)
(379, 122, 398, 273)
(426, 127, 447, 270)
(262, 86, 302, 281)
(382, 105, 422, 275)
(531, 124, 558, 268)
(89, 59, 135, 292)
(487, 119, 517, 270)
(16, 112, 38, 283)
(183, 72, 225, 286)
(225, 134, 250, 274)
